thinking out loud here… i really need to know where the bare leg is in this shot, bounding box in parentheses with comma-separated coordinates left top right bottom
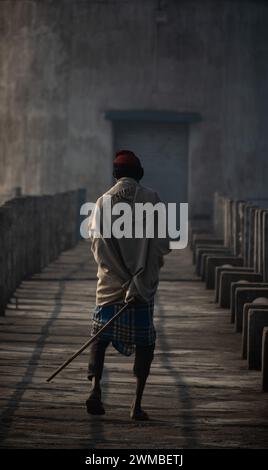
(130, 344, 155, 420)
(131, 375, 149, 420)
(86, 339, 109, 415)
(90, 376, 101, 398)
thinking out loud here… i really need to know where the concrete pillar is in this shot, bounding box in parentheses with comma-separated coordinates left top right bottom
(262, 327, 268, 392)
(206, 256, 243, 290)
(263, 212, 268, 282)
(248, 309, 268, 370)
(219, 272, 262, 309)
(241, 299, 268, 359)
(235, 286, 268, 333)
(248, 207, 257, 269)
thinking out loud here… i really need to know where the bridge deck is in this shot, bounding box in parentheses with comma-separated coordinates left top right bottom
(1, 242, 268, 448)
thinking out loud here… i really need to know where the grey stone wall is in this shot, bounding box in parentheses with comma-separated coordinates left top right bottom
(0, 0, 268, 216)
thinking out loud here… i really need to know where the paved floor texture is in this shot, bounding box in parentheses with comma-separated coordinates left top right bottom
(0, 242, 268, 448)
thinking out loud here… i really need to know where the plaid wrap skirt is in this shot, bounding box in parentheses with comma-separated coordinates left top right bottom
(90, 300, 156, 356)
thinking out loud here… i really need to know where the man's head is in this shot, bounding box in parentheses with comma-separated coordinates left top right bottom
(113, 150, 144, 181)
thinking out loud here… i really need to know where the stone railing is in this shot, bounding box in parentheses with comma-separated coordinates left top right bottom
(190, 193, 268, 392)
(0, 188, 86, 315)
(0, 186, 22, 207)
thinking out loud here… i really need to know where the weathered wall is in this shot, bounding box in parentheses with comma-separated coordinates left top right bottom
(0, 0, 268, 216)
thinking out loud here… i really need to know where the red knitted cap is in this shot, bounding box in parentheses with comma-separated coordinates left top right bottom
(113, 150, 142, 168)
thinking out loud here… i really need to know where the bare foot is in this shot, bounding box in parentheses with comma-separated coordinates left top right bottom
(86, 390, 105, 415)
(130, 401, 149, 421)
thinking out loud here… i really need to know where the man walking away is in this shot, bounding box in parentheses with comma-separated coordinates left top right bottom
(87, 150, 170, 420)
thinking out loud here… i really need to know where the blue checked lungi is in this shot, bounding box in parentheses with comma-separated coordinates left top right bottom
(90, 300, 156, 356)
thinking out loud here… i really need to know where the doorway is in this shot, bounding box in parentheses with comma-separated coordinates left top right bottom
(113, 120, 189, 206)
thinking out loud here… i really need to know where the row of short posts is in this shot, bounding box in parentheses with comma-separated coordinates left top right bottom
(189, 193, 268, 392)
(0, 188, 86, 316)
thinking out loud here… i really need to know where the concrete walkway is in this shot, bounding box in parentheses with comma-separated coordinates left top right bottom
(0, 242, 268, 448)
